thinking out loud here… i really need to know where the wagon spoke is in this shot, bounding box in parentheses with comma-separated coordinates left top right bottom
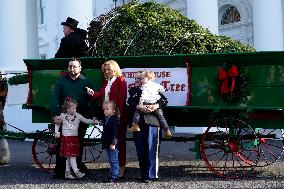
(37, 143, 48, 148)
(221, 154, 229, 176)
(233, 152, 248, 172)
(35, 151, 47, 155)
(259, 149, 269, 165)
(255, 129, 284, 167)
(260, 143, 278, 160)
(206, 150, 223, 158)
(265, 129, 277, 136)
(32, 133, 56, 172)
(265, 142, 283, 149)
(212, 154, 226, 167)
(201, 115, 257, 178)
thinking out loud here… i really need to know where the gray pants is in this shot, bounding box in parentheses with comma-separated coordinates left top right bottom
(133, 108, 169, 131)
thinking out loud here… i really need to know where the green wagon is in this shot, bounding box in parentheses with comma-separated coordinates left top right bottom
(20, 51, 284, 178)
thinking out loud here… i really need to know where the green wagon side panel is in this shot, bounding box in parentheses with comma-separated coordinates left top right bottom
(24, 51, 284, 128)
(190, 65, 284, 107)
(81, 69, 105, 91)
(247, 65, 284, 86)
(32, 70, 62, 109)
(31, 69, 104, 110)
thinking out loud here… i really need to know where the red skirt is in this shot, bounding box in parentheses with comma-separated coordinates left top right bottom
(60, 136, 80, 157)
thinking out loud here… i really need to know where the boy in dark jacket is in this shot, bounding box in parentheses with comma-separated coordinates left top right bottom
(95, 101, 120, 182)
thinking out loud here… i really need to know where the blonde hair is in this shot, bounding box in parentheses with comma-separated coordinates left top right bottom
(101, 60, 122, 78)
(103, 100, 120, 119)
(142, 70, 155, 80)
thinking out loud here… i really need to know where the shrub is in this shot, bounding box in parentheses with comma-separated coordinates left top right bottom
(87, 1, 255, 57)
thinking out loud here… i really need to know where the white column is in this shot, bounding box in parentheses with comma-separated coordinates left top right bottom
(56, 0, 93, 46)
(187, 0, 219, 34)
(253, 0, 283, 51)
(0, 0, 38, 72)
(0, 0, 28, 72)
(27, 0, 39, 59)
(93, 0, 114, 18)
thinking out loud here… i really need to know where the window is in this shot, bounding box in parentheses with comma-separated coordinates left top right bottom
(114, 0, 127, 8)
(221, 6, 241, 25)
(40, 54, 46, 59)
(38, 0, 45, 25)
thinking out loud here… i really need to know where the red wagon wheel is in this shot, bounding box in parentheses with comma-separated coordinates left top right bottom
(254, 128, 284, 167)
(32, 126, 103, 172)
(201, 116, 259, 178)
(32, 129, 56, 172)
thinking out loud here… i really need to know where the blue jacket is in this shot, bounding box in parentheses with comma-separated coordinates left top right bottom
(101, 115, 119, 150)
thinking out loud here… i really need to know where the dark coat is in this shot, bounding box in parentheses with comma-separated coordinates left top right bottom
(101, 115, 119, 150)
(50, 74, 96, 117)
(55, 32, 87, 58)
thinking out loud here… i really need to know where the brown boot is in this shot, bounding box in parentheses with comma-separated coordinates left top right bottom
(164, 129, 172, 139)
(128, 123, 141, 132)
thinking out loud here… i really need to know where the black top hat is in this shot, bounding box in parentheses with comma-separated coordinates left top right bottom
(61, 17, 79, 31)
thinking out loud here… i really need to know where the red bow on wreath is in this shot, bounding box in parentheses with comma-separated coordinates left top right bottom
(218, 64, 238, 96)
(60, 70, 68, 77)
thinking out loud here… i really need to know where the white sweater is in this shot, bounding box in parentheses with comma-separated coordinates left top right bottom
(140, 81, 165, 104)
(56, 112, 93, 136)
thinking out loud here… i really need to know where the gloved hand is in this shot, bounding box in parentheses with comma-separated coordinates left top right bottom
(164, 129, 172, 140)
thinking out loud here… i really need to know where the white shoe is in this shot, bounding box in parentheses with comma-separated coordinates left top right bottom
(65, 171, 75, 180)
(74, 171, 85, 179)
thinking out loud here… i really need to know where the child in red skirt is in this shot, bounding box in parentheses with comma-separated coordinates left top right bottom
(54, 97, 95, 179)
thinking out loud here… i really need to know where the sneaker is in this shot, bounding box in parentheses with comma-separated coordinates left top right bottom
(52, 173, 65, 179)
(65, 171, 75, 180)
(74, 171, 85, 179)
(128, 123, 140, 132)
(149, 178, 159, 182)
(139, 177, 149, 183)
(164, 129, 172, 139)
(103, 178, 119, 183)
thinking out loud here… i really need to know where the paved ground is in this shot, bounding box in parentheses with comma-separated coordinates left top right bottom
(1, 136, 284, 188)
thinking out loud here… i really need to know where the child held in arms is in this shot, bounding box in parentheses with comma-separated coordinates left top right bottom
(128, 71, 172, 139)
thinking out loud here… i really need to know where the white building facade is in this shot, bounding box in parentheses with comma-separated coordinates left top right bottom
(0, 0, 284, 133)
(1, 0, 284, 72)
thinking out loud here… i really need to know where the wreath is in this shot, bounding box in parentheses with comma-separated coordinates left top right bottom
(217, 64, 249, 105)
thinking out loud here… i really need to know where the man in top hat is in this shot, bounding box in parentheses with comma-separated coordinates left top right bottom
(55, 17, 88, 58)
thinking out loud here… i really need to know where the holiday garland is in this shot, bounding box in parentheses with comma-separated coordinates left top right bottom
(217, 64, 249, 105)
(8, 73, 28, 85)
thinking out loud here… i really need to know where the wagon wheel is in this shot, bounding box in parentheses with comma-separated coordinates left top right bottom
(32, 126, 104, 172)
(82, 125, 103, 163)
(32, 129, 56, 172)
(254, 128, 284, 167)
(201, 115, 259, 178)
